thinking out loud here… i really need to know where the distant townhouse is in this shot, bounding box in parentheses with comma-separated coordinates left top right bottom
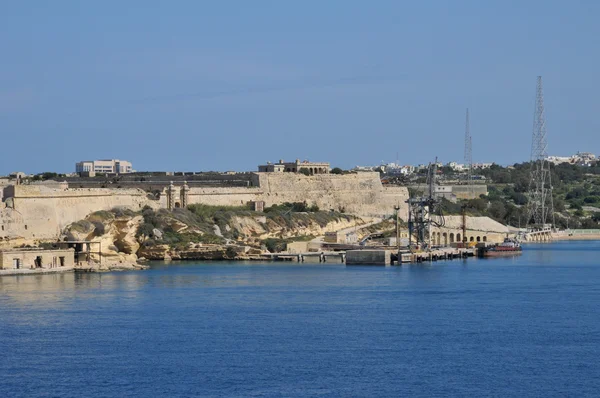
(400, 165, 415, 175)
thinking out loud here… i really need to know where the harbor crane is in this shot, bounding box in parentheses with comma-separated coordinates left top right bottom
(406, 158, 445, 251)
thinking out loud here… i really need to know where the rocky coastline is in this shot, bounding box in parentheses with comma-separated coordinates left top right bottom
(52, 204, 371, 271)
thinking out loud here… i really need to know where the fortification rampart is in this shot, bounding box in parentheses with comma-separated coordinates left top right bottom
(1, 185, 159, 240)
(186, 187, 263, 207)
(256, 173, 407, 217)
(1, 172, 408, 241)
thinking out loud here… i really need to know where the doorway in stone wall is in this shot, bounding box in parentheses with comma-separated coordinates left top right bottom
(35, 256, 42, 268)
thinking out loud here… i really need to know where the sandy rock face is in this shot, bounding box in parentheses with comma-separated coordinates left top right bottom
(65, 213, 143, 265)
(229, 216, 268, 237)
(62, 207, 368, 263)
(65, 220, 95, 241)
(113, 215, 143, 254)
(138, 244, 170, 260)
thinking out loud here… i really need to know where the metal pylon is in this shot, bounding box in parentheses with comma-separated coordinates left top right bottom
(526, 76, 555, 230)
(464, 108, 472, 193)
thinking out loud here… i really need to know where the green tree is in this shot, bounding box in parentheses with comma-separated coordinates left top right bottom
(331, 167, 343, 175)
(488, 201, 507, 221)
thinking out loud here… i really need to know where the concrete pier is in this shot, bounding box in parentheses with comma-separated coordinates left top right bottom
(264, 251, 346, 263)
(346, 250, 392, 265)
(399, 248, 476, 263)
(263, 247, 477, 265)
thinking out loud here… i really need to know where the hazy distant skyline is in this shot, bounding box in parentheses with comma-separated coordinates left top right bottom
(2, 1, 599, 174)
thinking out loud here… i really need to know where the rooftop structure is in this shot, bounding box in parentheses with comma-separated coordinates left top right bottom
(76, 159, 133, 175)
(258, 159, 330, 174)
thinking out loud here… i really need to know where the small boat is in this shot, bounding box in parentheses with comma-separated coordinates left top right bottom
(481, 237, 522, 257)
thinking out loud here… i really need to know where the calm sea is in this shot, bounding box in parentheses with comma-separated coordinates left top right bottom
(1, 241, 600, 397)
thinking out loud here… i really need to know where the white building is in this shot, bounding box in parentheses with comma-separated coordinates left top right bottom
(352, 165, 378, 172)
(473, 162, 494, 169)
(447, 162, 466, 171)
(76, 159, 133, 174)
(399, 165, 415, 175)
(546, 156, 572, 165)
(546, 152, 597, 166)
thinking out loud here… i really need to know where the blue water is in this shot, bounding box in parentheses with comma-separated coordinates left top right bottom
(1, 241, 600, 397)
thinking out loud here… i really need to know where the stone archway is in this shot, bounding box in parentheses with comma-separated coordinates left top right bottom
(476, 236, 481, 242)
(483, 236, 487, 242)
(470, 236, 474, 242)
(443, 232, 448, 246)
(456, 233, 461, 243)
(175, 202, 181, 208)
(450, 233, 455, 243)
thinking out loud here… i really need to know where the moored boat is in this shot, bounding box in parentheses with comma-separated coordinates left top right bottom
(481, 238, 522, 257)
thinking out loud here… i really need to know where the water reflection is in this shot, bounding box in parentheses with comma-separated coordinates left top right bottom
(0, 272, 78, 309)
(1, 242, 598, 312)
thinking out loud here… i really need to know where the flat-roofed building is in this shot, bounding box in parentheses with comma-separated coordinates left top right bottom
(258, 159, 330, 174)
(0, 248, 75, 270)
(76, 159, 133, 174)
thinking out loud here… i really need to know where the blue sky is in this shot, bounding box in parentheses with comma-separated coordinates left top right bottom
(1, 1, 599, 174)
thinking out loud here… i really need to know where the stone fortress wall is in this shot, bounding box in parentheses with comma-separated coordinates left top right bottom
(255, 173, 407, 217)
(168, 173, 408, 217)
(1, 184, 159, 240)
(0, 172, 409, 241)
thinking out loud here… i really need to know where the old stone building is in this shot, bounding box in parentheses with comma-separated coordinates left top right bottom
(0, 248, 75, 270)
(430, 216, 511, 245)
(258, 159, 330, 174)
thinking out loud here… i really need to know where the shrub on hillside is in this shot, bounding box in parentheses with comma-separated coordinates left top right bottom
(91, 221, 106, 236)
(70, 220, 93, 233)
(111, 207, 135, 218)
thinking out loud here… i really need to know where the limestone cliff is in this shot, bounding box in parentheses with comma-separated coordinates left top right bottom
(62, 210, 146, 270)
(63, 205, 367, 263)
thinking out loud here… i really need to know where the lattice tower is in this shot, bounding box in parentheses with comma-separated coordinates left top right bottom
(526, 76, 555, 229)
(464, 108, 473, 190)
